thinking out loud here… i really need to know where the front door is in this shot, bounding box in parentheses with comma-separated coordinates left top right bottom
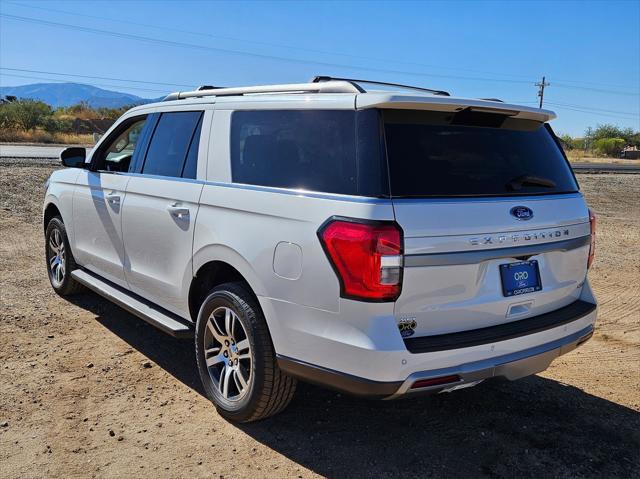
(72, 116, 150, 287)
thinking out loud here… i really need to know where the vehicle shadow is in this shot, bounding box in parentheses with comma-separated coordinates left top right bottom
(68, 293, 640, 478)
(68, 292, 204, 395)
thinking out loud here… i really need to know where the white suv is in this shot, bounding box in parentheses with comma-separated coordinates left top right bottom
(43, 77, 597, 422)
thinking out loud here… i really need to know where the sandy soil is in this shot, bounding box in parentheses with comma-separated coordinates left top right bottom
(1, 162, 638, 478)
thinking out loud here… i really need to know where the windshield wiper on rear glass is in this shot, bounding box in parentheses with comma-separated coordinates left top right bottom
(506, 174, 557, 191)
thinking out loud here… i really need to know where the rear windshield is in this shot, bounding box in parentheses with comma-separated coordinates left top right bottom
(383, 109, 579, 198)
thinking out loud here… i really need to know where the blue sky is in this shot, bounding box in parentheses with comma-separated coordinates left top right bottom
(1, 0, 638, 136)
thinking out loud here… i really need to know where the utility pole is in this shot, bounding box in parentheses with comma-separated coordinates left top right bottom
(536, 76, 550, 108)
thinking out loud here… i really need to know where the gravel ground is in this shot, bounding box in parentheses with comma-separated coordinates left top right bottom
(0, 162, 638, 478)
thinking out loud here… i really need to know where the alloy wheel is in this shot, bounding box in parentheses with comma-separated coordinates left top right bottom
(203, 306, 253, 401)
(48, 228, 65, 287)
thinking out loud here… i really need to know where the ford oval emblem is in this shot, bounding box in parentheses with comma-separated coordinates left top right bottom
(510, 206, 533, 220)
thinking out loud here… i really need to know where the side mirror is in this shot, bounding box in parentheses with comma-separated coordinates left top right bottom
(60, 147, 87, 168)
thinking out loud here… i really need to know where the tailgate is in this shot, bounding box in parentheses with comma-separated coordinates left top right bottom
(394, 195, 591, 336)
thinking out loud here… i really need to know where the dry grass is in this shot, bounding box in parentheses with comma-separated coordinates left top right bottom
(0, 129, 94, 145)
(565, 149, 631, 163)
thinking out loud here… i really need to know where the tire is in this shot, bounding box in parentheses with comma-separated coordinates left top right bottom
(195, 282, 297, 422)
(45, 216, 84, 296)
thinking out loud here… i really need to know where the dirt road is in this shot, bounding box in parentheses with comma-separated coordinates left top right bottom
(1, 162, 638, 478)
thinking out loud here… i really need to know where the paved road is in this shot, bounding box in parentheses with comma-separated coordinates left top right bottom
(571, 162, 640, 173)
(0, 144, 70, 159)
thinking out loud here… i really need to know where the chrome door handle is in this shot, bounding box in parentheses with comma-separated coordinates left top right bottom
(106, 193, 120, 205)
(167, 203, 190, 219)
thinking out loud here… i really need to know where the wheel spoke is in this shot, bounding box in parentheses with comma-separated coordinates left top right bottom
(206, 317, 226, 343)
(206, 353, 225, 368)
(233, 367, 248, 392)
(49, 239, 58, 254)
(231, 312, 237, 339)
(205, 346, 220, 356)
(224, 308, 233, 337)
(219, 365, 232, 398)
(236, 338, 250, 353)
(52, 230, 61, 248)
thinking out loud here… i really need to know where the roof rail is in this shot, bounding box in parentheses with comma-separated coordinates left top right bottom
(311, 75, 450, 96)
(163, 80, 361, 101)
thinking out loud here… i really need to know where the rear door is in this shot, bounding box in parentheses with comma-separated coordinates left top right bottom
(382, 109, 591, 336)
(122, 110, 206, 318)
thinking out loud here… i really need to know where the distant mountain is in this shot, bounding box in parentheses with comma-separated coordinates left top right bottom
(0, 82, 162, 108)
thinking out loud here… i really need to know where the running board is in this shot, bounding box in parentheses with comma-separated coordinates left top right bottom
(71, 269, 193, 338)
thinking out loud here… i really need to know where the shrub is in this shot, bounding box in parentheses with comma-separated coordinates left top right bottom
(0, 103, 16, 129)
(42, 117, 73, 133)
(593, 137, 625, 157)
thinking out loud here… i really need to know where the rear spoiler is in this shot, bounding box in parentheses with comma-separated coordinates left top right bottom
(356, 93, 556, 123)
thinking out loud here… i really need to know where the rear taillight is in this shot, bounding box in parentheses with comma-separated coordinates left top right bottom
(588, 208, 596, 269)
(318, 218, 403, 301)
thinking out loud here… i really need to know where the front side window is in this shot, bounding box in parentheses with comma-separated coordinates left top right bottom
(98, 118, 147, 172)
(142, 111, 203, 178)
(229, 110, 388, 197)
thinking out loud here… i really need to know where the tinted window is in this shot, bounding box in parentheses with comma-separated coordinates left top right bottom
(143, 111, 203, 178)
(230, 110, 387, 196)
(100, 118, 147, 172)
(181, 114, 203, 179)
(384, 109, 579, 198)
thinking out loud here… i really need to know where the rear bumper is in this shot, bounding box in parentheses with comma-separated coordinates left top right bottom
(278, 323, 594, 399)
(276, 299, 597, 399)
(389, 324, 593, 398)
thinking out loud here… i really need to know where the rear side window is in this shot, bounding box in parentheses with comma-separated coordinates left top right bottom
(230, 110, 388, 197)
(181, 114, 203, 179)
(142, 111, 203, 178)
(383, 109, 579, 198)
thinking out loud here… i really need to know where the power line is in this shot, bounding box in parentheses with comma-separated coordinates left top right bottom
(0, 13, 536, 86)
(543, 102, 640, 121)
(554, 82, 639, 97)
(547, 77, 639, 90)
(542, 100, 639, 117)
(0, 73, 169, 94)
(0, 67, 194, 88)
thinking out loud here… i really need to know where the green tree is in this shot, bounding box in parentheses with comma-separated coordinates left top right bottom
(593, 137, 625, 156)
(5, 99, 52, 131)
(558, 134, 574, 150)
(588, 124, 638, 144)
